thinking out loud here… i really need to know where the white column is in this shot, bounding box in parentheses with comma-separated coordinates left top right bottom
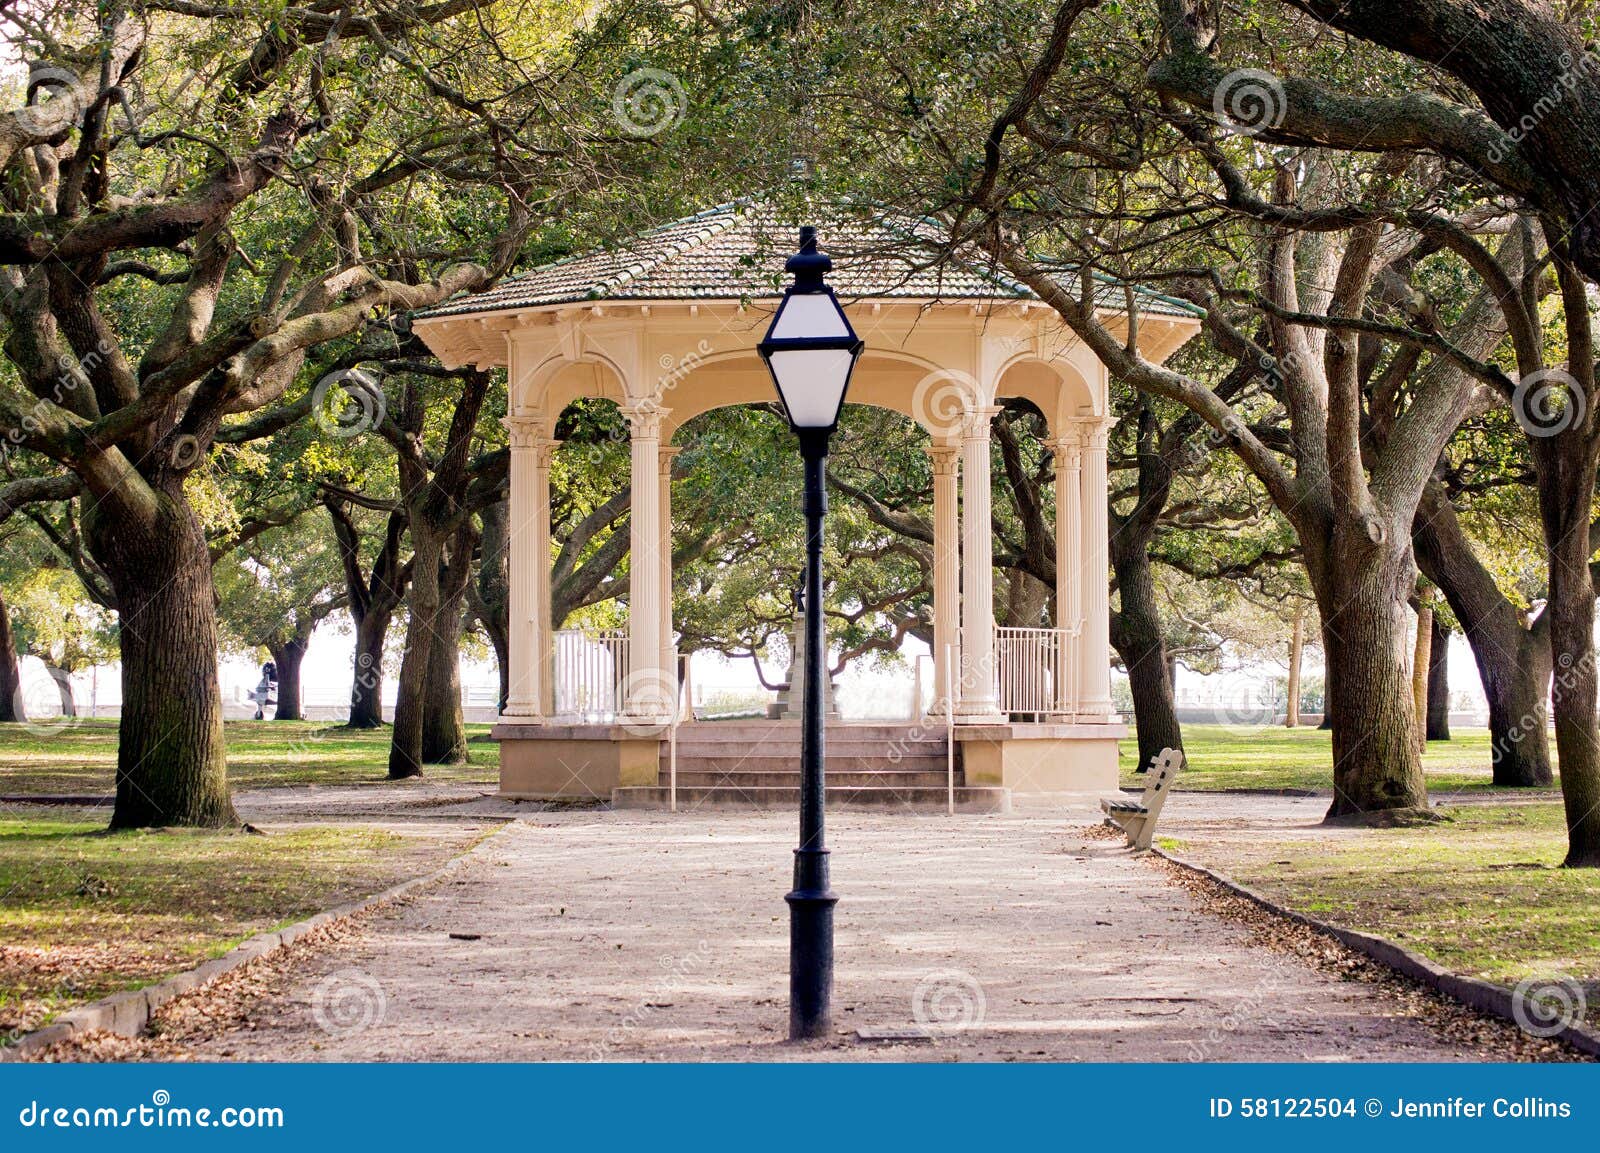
(927, 443, 960, 714)
(621, 401, 672, 723)
(1053, 432, 1082, 716)
(1077, 418, 1115, 720)
(957, 406, 1004, 721)
(534, 433, 557, 716)
(502, 414, 553, 720)
(659, 444, 680, 715)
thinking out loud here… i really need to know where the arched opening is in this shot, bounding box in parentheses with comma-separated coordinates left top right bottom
(668, 399, 939, 722)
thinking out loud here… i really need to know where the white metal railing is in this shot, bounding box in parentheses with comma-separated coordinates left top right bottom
(552, 629, 685, 724)
(553, 629, 630, 722)
(994, 626, 1078, 720)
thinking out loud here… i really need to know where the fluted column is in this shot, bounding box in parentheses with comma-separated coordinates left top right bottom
(957, 406, 1004, 721)
(502, 414, 554, 720)
(1053, 433, 1082, 716)
(927, 444, 960, 714)
(621, 401, 672, 724)
(1077, 417, 1115, 720)
(659, 444, 680, 717)
(533, 432, 558, 716)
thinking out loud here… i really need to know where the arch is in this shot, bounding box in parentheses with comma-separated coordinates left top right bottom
(513, 352, 629, 417)
(656, 346, 974, 442)
(993, 355, 1097, 437)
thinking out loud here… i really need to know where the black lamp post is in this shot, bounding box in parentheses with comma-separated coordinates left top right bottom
(757, 226, 864, 1041)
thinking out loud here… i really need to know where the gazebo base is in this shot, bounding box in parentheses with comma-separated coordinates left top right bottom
(953, 722, 1125, 793)
(491, 719, 1122, 805)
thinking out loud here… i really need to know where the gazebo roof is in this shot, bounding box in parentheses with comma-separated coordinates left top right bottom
(414, 200, 1202, 321)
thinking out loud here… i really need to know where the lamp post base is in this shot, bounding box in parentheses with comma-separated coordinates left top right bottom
(785, 846, 837, 1040)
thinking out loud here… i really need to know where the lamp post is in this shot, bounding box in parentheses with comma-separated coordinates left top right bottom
(757, 226, 864, 1041)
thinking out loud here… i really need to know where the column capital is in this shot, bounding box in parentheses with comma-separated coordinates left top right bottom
(1051, 434, 1083, 471)
(620, 399, 669, 439)
(502, 413, 551, 449)
(961, 405, 1002, 440)
(659, 444, 681, 477)
(1071, 416, 1115, 451)
(925, 443, 960, 475)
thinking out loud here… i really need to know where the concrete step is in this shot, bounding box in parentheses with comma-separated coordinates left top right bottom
(661, 769, 958, 789)
(661, 753, 951, 773)
(666, 735, 950, 755)
(671, 722, 945, 743)
(612, 784, 1009, 813)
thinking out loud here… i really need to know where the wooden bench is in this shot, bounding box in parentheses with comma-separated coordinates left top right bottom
(1101, 747, 1183, 850)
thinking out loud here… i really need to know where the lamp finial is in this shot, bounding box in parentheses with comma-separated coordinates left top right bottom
(786, 225, 831, 288)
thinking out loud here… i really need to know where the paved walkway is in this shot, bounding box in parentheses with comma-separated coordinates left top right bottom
(167, 796, 1487, 1061)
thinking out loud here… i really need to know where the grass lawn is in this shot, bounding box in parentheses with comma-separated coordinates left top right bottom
(0, 719, 497, 796)
(1119, 723, 1561, 796)
(0, 814, 486, 1040)
(1163, 803, 1599, 987)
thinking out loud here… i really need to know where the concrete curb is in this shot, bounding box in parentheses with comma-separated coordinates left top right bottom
(1153, 846, 1600, 1059)
(0, 795, 113, 806)
(1, 823, 512, 1060)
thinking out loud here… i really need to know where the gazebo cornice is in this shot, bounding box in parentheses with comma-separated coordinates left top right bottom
(415, 294, 1195, 374)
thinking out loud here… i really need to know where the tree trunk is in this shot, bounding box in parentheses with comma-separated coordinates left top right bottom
(474, 499, 511, 713)
(347, 608, 391, 728)
(268, 638, 308, 722)
(0, 585, 24, 723)
(421, 617, 467, 764)
(1413, 485, 1552, 784)
(1285, 603, 1304, 727)
(1542, 464, 1600, 866)
(55, 669, 76, 718)
(421, 527, 473, 765)
(1110, 548, 1183, 773)
(86, 493, 237, 828)
(1411, 599, 1432, 756)
(388, 525, 441, 779)
(1426, 615, 1451, 741)
(326, 498, 408, 730)
(1001, 567, 1050, 627)
(1311, 534, 1429, 821)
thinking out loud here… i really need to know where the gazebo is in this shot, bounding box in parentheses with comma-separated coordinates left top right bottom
(413, 202, 1200, 806)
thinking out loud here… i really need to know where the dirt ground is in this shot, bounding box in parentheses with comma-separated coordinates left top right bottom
(29, 791, 1571, 1063)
